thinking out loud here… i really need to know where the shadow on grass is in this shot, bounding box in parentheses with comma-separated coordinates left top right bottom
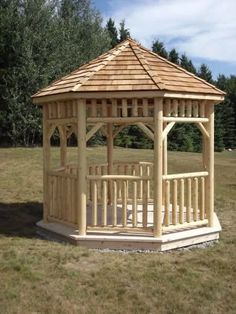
(0, 202, 43, 238)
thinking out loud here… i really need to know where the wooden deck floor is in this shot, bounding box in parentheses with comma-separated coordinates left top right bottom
(37, 204, 221, 251)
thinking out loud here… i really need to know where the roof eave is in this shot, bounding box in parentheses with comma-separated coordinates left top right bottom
(32, 90, 225, 105)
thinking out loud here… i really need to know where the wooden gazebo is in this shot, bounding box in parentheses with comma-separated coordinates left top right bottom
(32, 38, 225, 250)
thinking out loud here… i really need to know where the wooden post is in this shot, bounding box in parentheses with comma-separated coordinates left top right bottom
(206, 103, 215, 227)
(59, 125, 67, 167)
(77, 99, 87, 235)
(43, 104, 50, 222)
(107, 124, 113, 172)
(107, 104, 113, 203)
(153, 98, 163, 237)
(163, 123, 168, 175)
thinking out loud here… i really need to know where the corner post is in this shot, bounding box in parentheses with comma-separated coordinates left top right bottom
(43, 104, 50, 222)
(154, 98, 163, 237)
(206, 102, 215, 227)
(77, 99, 87, 235)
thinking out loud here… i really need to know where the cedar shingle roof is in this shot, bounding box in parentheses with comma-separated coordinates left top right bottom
(32, 38, 225, 98)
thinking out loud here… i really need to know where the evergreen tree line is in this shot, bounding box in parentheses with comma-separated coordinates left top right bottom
(0, 2, 235, 151)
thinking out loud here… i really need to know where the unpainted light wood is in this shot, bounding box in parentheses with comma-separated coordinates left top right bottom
(77, 99, 87, 235)
(43, 104, 50, 222)
(172, 179, 177, 225)
(206, 103, 215, 227)
(196, 122, 209, 139)
(162, 122, 175, 140)
(87, 117, 154, 124)
(180, 179, 184, 224)
(163, 171, 208, 180)
(200, 177, 205, 220)
(122, 180, 127, 227)
(187, 178, 192, 223)
(86, 123, 104, 142)
(112, 180, 117, 226)
(136, 122, 154, 141)
(132, 180, 137, 227)
(92, 181, 98, 226)
(102, 180, 108, 226)
(58, 125, 67, 166)
(163, 117, 208, 123)
(132, 98, 138, 116)
(164, 180, 170, 226)
(143, 180, 148, 227)
(153, 98, 163, 237)
(193, 177, 198, 221)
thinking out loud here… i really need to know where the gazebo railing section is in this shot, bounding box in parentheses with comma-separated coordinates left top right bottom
(162, 172, 208, 227)
(46, 162, 209, 232)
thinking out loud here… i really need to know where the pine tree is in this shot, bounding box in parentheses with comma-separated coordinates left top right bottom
(152, 40, 168, 59)
(106, 18, 118, 48)
(119, 19, 130, 42)
(180, 54, 196, 74)
(168, 48, 179, 64)
(198, 63, 213, 83)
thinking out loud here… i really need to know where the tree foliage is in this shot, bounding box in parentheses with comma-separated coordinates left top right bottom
(0, 0, 110, 146)
(106, 18, 119, 48)
(1, 5, 235, 152)
(152, 40, 168, 59)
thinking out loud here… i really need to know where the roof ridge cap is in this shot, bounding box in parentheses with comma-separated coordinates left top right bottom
(135, 42, 225, 95)
(72, 41, 130, 91)
(129, 41, 165, 90)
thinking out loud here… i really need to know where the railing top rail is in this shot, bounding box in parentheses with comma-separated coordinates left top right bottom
(163, 171, 208, 180)
(64, 161, 154, 169)
(87, 174, 151, 180)
(48, 170, 77, 179)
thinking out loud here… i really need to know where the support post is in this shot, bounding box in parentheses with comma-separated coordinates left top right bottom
(77, 99, 87, 235)
(43, 104, 50, 222)
(107, 123, 113, 175)
(206, 103, 214, 227)
(107, 122, 113, 202)
(163, 122, 168, 175)
(154, 98, 163, 237)
(59, 125, 67, 166)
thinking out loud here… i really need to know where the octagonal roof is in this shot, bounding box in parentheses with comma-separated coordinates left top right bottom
(32, 38, 225, 100)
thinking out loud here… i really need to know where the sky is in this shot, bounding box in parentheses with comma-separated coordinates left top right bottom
(93, 0, 236, 79)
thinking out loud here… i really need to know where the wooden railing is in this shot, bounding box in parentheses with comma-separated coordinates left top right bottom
(87, 175, 152, 228)
(162, 172, 208, 227)
(47, 169, 78, 226)
(87, 162, 153, 203)
(46, 163, 209, 232)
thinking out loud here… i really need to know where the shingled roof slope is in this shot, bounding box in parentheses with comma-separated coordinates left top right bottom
(32, 38, 225, 98)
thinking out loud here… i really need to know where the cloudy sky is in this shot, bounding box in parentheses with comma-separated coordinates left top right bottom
(93, 0, 236, 78)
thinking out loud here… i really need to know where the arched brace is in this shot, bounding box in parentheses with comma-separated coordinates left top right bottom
(112, 124, 127, 139)
(47, 124, 57, 140)
(162, 122, 175, 141)
(136, 122, 154, 141)
(66, 124, 77, 139)
(57, 125, 67, 140)
(195, 122, 209, 139)
(86, 123, 104, 142)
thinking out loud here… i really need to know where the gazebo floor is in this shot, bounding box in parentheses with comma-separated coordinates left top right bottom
(37, 204, 221, 251)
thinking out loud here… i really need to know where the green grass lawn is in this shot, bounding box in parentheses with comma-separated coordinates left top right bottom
(0, 147, 236, 314)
